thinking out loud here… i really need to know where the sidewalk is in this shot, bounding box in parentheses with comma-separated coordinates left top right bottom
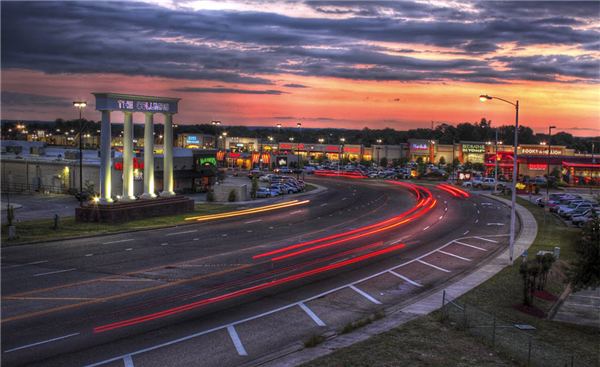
(258, 195, 538, 367)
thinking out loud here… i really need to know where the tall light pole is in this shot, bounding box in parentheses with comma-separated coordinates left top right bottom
(546, 126, 556, 195)
(480, 94, 519, 264)
(339, 137, 345, 173)
(212, 120, 221, 149)
(376, 139, 382, 168)
(276, 123, 282, 167)
(73, 101, 87, 206)
(494, 129, 499, 192)
(296, 123, 301, 179)
(591, 141, 596, 194)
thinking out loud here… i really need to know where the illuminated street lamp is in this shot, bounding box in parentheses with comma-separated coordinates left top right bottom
(546, 126, 556, 195)
(376, 139, 382, 168)
(479, 94, 519, 264)
(339, 137, 346, 172)
(212, 120, 221, 148)
(73, 101, 87, 206)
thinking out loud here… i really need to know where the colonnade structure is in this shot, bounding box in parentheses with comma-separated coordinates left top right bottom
(93, 93, 181, 204)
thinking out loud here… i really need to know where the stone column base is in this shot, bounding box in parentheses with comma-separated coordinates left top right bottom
(140, 193, 157, 200)
(160, 191, 176, 197)
(99, 198, 114, 205)
(119, 196, 137, 202)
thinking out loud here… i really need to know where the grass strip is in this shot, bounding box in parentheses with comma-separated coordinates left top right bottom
(1, 203, 240, 246)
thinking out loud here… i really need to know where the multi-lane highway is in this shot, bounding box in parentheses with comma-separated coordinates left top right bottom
(1, 177, 517, 367)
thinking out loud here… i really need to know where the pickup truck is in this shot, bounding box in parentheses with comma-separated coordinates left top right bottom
(463, 178, 504, 190)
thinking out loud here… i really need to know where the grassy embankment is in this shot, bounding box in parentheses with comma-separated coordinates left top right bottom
(301, 197, 599, 367)
(1, 203, 240, 246)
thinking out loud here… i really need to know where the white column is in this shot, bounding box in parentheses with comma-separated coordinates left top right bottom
(121, 111, 136, 201)
(160, 113, 176, 197)
(141, 113, 156, 199)
(99, 110, 114, 204)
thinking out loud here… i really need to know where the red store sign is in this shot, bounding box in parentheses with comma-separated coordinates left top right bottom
(114, 157, 144, 170)
(529, 164, 548, 170)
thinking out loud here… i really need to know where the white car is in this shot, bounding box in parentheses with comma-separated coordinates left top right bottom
(260, 174, 273, 182)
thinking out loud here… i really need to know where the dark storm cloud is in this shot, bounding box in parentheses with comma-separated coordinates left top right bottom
(283, 84, 309, 88)
(1, 1, 598, 86)
(172, 88, 287, 95)
(1, 91, 72, 107)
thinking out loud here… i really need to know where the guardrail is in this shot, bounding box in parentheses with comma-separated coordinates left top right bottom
(440, 291, 592, 367)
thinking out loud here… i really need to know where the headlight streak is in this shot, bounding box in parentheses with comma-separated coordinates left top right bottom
(184, 200, 310, 222)
(93, 242, 403, 333)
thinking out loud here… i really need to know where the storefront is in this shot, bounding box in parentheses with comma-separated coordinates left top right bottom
(563, 161, 600, 186)
(484, 151, 518, 180)
(177, 134, 215, 149)
(408, 140, 436, 162)
(460, 142, 487, 164)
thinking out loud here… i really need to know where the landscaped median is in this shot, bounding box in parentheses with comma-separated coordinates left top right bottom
(299, 197, 599, 367)
(1, 203, 240, 246)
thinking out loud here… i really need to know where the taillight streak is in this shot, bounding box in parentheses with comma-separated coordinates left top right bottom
(271, 199, 437, 261)
(438, 184, 470, 198)
(185, 200, 309, 221)
(93, 242, 403, 333)
(437, 185, 459, 197)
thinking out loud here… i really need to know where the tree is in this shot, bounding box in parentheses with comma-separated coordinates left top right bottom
(416, 157, 423, 164)
(228, 189, 237, 202)
(520, 261, 542, 306)
(438, 156, 446, 166)
(568, 213, 600, 292)
(206, 189, 215, 202)
(250, 177, 259, 199)
(473, 163, 485, 172)
(380, 157, 388, 167)
(463, 161, 474, 171)
(536, 253, 556, 291)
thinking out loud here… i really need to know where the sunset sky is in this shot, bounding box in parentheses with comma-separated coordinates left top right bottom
(1, 1, 599, 136)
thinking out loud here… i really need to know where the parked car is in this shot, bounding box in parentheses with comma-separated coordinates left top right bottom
(571, 210, 599, 227)
(277, 166, 292, 173)
(256, 187, 279, 198)
(559, 202, 598, 218)
(260, 174, 273, 182)
(481, 178, 505, 190)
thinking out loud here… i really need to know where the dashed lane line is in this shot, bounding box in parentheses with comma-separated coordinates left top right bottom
(473, 236, 498, 243)
(2, 260, 48, 269)
(102, 239, 134, 245)
(244, 219, 262, 224)
(33, 268, 76, 277)
(165, 230, 197, 236)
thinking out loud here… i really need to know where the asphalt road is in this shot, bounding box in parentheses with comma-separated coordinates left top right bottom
(1, 178, 516, 367)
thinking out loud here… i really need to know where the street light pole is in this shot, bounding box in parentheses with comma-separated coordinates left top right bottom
(339, 137, 345, 173)
(73, 101, 87, 206)
(212, 120, 221, 149)
(296, 123, 301, 179)
(494, 129, 499, 192)
(276, 123, 282, 168)
(546, 125, 556, 195)
(480, 94, 519, 264)
(376, 139, 382, 168)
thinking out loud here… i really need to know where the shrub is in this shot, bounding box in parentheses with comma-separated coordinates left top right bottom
(206, 189, 214, 202)
(228, 189, 236, 202)
(534, 185, 540, 194)
(303, 334, 325, 348)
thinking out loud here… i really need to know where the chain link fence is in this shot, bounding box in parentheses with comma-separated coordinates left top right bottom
(441, 291, 592, 367)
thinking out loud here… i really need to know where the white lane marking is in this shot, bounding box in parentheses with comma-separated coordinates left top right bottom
(474, 236, 498, 243)
(329, 257, 349, 266)
(342, 197, 347, 201)
(4, 333, 80, 353)
(417, 260, 451, 273)
(439, 216, 443, 220)
(487, 223, 505, 226)
(299, 302, 326, 326)
(445, 208, 447, 211)
(454, 241, 487, 251)
(473, 203, 477, 206)
(477, 210, 480, 214)
(82, 236, 481, 367)
(269, 227, 274, 229)
(247, 230, 253, 233)
(85, 254, 93, 257)
(320, 203, 328, 206)
(438, 250, 471, 262)
(194, 238, 200, 241)
(161, 243, 169, 246)
(123, 355, 134, 367)
(227, 325, 248, 356)
(475, 219, 479, 224)
(463, 230, 470, 235)
(437, 195, 440, 198)
(349, 285, 381, 304)
(244, 219, 262, 224)
(103, 239, 134, 245)
(423, 226, 430, 231)
(2, 260, 48, 269)
(290, 210, 302, 215)
(570, 294, 600, 300)
(222, 234, 228, 237)
(388, 270, 422, 287)
(33, 268, 76, 277)
(166, 230, 197, 236)
(125, 248, 133, 251)
(444, 201, 447, 204)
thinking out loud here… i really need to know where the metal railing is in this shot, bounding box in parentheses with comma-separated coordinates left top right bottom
(440, 291, 592, 367)
(0, 182, 66, 195)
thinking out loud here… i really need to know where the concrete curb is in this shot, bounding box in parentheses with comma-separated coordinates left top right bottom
(254, 194, 539, 367)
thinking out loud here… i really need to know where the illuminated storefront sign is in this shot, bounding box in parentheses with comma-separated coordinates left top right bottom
(520, 147, 563, 155)
(457, 172, 472, 181)
(326, 146, 339, 151)
(114, 157, 144, 170)
(117, 100, 171, 112)
(280, 144, 292, 149)
(186, 136, 199, 144)
(199, 157, 217, 165)
(344, 147, 361, 153)
(411, 143, 428, 150)
(462, 144, 486, 154)
(229, 153, 241, 158)
(121, 171, 143, 181)
(529, 164, 547, 170)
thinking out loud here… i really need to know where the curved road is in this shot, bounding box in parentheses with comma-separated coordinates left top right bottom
(1, 177, 516, 367)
